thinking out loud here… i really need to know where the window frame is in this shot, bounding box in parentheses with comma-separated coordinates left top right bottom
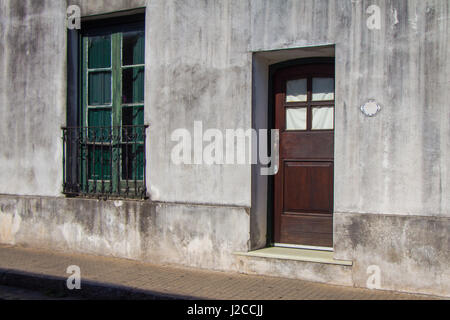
(283, 73, 335, 132)
(64, 13, 147, 199)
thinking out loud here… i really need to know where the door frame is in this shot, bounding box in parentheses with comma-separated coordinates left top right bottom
(266, 57, 335, 248)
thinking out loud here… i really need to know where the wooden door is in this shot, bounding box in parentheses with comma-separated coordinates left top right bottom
(273, 63, 335, 248)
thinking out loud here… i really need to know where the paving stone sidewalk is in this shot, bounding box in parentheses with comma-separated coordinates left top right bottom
(0, 244, 443, 300)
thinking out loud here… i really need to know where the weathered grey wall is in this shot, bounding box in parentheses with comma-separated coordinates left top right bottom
(0, 0, 448, 297)
(249, 0, 449, 296)
(146, 0, 252, 206)
(1, 1, 446, 211)
(251, 0, 449, 217)
(0, 0, 253, 205)
(73, 0, 253, 207)
(70, 0, 146, 16)
(335, 212, 450, 297)
(0, 195, 250, 271)
(0, 0, 66, 197)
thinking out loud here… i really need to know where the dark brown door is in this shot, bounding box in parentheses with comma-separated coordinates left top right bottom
(274, 63, 335, 248)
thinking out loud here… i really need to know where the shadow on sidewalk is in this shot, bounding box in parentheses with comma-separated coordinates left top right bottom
(0, 267, 202, 300)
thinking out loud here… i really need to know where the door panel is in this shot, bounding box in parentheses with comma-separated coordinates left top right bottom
(281, 132, 333, 159)
(273, 62, 335, 247)
(280, 215, 333, 247)
(283, 161, 333, 214)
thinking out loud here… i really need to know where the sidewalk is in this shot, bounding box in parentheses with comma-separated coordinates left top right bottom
(0, 244, 442, 300)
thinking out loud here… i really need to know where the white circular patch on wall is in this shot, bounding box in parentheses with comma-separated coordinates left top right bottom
(361, 100, 381, 117)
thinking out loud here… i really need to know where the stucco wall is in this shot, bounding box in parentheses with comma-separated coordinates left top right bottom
(0, 0, 447, 213)
(70, 0, 146, 16)
(248, 0, 449, 296)
(251, 0, 449, 217)
(335, 212, 450, 297)
(0, 0, 66, 197)
(0, 0, 448, 296)
(145, 0, 252, 206)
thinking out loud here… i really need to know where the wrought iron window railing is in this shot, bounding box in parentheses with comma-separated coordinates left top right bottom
(62, 125, 148, 199)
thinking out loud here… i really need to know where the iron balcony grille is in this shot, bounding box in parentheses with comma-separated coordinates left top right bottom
(62, 125, 149, 199)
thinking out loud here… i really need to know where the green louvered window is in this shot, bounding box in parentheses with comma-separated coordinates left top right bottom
(77, 26, 146, 197)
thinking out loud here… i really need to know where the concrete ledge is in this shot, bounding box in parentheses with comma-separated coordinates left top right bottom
(234, 251, 353, 286)
(234, 247, 353, 266)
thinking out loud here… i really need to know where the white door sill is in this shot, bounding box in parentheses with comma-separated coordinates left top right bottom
(234, 247, 352, 266)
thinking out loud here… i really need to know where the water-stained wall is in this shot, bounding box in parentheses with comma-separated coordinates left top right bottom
(0, 0, 66, 196)
(0, 0, 448, 296)
(0, 0, 447, 211)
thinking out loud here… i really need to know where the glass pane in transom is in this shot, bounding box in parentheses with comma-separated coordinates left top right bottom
(286, 79, 307, 102)
(312, 78, 334, 101)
